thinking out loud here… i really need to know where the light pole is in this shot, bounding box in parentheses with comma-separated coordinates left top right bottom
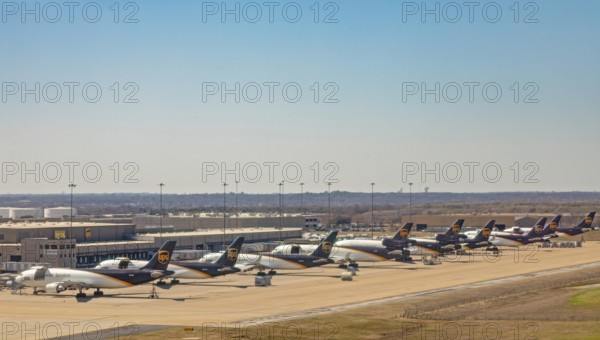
(278, 181, 284, 241)
(327, 182, 332, 229)
(223, 182, 228, 249)
(300, 182, 305, 216)
(68, 183, 76, 268)
(409, 182, 413, 223)
(159, 183, 165, 243)
(235, 180, 239, 228)
(371, 182, 375, 238)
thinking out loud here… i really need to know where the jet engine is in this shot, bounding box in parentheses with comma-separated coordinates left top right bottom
(45, 282, 67, 293)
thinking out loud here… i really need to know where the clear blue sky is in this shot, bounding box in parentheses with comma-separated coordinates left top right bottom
(1, 0, 599, 194)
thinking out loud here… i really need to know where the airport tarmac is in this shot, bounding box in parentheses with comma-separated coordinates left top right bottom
(2, 242, 600, 339)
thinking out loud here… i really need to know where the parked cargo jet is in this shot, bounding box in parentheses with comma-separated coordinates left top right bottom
(239, 231, 338, 275)
(504, 215, 562, 235)
(433, 219, 465, 243)
(489, 217, 557, 247)
(270, 223, 415, 267)
(556, 212, 596, 237)
(95, 237, 244, 284)
(333, 223, 415, 266)
(460, 220, 495, 250)
(15, 241, 176, 298)
(390, 220, 465, 256)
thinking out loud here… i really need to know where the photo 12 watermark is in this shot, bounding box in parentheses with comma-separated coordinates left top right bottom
(202, 161, 340, 184)
(400, 321, 539, 340)
(401, 1, 539, 24)
(1, 161, 140, 184)
(199, 321, 338, 339)
(438, 245, 541, 264)
(402, 82, 539, 104)
(1, 2, 140, 24)
(1, 82, 140, 104)
(201, 1, 339, 23)
(402, 162, 540, 185)
(202, 82, 339, 104)
(1, 321, 139, 340)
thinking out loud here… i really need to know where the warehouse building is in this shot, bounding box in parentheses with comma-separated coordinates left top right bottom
(0, 221, 136, 244)
(136, 227, 303, 251)
(133, 213, 321, 232)
(0, 219, 303, 269)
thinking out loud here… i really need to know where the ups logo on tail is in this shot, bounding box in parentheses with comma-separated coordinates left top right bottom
(158, 250, 170, 264)
(534, 225, 543, 234)
(481, 228, 491, 238)
(549, 222, 558, 231)
(451, 225, 461, 234)
(400, 228, 409, 238)
(227, 248, 239, 261)
(322, 242, 332, 254)
(585, 217, 593, 225)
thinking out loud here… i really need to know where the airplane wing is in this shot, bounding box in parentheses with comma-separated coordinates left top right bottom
(330, 252, 352, 264)
(234, 264, 256, 272)
(441, 244, 461, 250)
(42, 280, 89, 293)
(312, 258, 331, 265)
(217, 266, 240, 273)
(234, 254, 263, 272)
(387, 249, 409, 255)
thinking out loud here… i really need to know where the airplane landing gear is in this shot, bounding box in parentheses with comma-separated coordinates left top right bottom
(349, 262, 359, 268)
(256, 271, 266, 276)
(93, 288, 104, 296)
(170, 279, 180, 284)
(148, 284, 159, 299)
(486, 246, 500, 255)
(267, 270, 277, 275)
(396, 256, 413, 262)
(396, 250, 413, 262)
(76, 289, 87, 298)
(338, 264, 348, 269)
(156, 280, 167, 286)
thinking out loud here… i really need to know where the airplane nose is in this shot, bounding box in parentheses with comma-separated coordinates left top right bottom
(15, 275, 24, 283)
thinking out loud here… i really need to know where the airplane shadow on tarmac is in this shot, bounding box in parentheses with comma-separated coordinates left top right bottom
(172, 282, 250, 289)
(44, 287, 206, 302)
(60, 292, 198, 302)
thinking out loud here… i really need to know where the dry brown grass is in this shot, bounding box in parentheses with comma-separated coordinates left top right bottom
(128, 265, 600, 339)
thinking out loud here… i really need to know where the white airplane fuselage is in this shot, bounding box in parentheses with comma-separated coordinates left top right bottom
(95, 259, 216, 279)
(237, 253, 320, 270)
(407, 238, 443, 256)
(272, 240, 395, 263)
(19, 268, 132, 289)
